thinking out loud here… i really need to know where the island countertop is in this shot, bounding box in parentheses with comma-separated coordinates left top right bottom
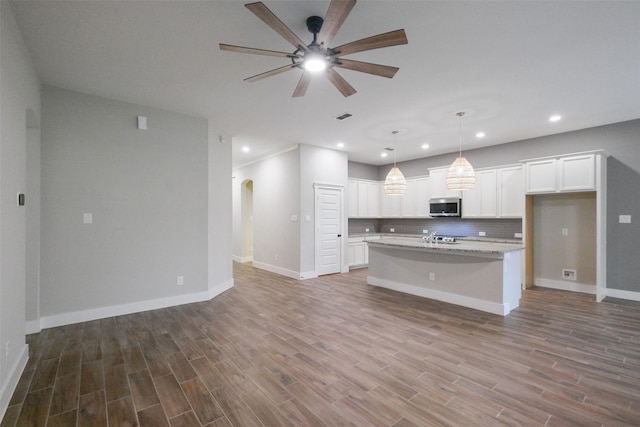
(365, 236, 524, 259)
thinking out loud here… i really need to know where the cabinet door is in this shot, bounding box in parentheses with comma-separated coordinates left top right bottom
(348, 180, 358, 217)
(414, 177, 430, 216)
(400, 179, 416, 217)
(525, 159, 557, 193)
(366, 182, 380, 217)
(497, 166, 524, 217)
(347, 242, 365, 266)
(357, 181, 369, 216)
(380, 190, 401, 217)
(462, 170, 497, 217)
(559, 154, 595, 191)
(429, 168, 461, 198)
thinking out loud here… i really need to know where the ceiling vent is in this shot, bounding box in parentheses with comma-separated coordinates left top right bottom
(335, 112, 353, 121)
(384, 147, 395, 151)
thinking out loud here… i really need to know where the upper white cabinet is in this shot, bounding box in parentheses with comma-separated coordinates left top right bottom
(462, 165, 524, 218)
(380, 188, 401, 217)
(429, 167, 461, 199)
(348, 180, 358, 217)
(357, 181, 380, 217)
(398, 177, 430, 217)
(462, 169, 497, 218)
(497, 165, 524, 217)
(524, 152, 600, 194)
(558, 154, 595, 191)
(348, 179, 380, 218)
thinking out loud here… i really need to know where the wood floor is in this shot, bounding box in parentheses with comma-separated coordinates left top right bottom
(3, 262, 640, 426)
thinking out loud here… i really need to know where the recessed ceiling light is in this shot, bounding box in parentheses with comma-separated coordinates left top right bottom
(421, 143, 429, 150)
(242, 146, 250, 153)
(549, 115, 562, 122)
(336, 142, 344, 148)
(476, 132, 485, 138)
(381, 152, 388, 158)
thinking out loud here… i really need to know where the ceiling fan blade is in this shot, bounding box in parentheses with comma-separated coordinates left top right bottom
(317, 0, 356, 47)
(292, 71, 312, 97)
(332, 58, 399, 78)
(326, 68, 356, 97)
(331, 29, 408, 57)
(245, 2, 308, 51)
(244, 64, 298, 82)
(219, 43, 296, 58)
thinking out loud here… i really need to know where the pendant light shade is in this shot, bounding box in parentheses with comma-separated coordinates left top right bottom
(446, 112, 475, 190)
(384, 130, 407, 195)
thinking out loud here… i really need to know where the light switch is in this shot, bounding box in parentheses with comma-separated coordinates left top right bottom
(290, 214, 298, 222)
(83, 213, 93, 224)
(619, 215, 631, 223)
(305, 215, 311, 222)
(137, 116, 147, 130)
(562, 228, 569, 236)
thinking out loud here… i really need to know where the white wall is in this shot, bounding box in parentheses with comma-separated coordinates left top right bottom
(299, 145, 349, 274)
(233, 147, 301, 278)
(0, 0, 40, 416)
(39, 86, 210, 326)
(208, 124, 234, 296)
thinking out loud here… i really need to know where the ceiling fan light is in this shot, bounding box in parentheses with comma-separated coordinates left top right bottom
(304, 53, 327, 72)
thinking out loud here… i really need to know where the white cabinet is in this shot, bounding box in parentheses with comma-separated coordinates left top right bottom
(497, 166, 524, 217)
(524, 152, 598, 194)
(348, 240, 365, 266)
(429, 167, 461, 199)
(462, 169, 497, 218)
(400, 177, 430, 217)
(380, 188, 401, 217)
(352, 180, 380, 218)
(348, 180, 358, 217)
(558, 154, 595, 191)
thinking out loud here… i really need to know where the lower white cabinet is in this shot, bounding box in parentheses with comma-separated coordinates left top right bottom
(348, 236, 380, 267)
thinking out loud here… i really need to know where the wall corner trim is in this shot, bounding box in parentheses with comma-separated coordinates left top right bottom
(0, 344, 29, 422)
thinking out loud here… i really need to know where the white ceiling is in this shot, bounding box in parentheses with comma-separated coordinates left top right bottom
(10, 0, 640, 168)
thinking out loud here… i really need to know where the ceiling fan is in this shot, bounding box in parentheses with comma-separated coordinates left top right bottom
(219, 0, 408, 97)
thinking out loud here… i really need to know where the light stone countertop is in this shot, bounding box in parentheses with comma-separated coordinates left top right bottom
(365, 236, 524, 259)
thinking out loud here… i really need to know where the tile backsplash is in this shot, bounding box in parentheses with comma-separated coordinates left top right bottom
(349, 218, 522, 240)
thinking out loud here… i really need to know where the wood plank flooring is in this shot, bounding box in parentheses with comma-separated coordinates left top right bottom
(3, 262, 640, 426)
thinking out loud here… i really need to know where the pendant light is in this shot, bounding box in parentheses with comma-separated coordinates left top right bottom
(446, 112, 476, 190)
(384, 130, 407, 195)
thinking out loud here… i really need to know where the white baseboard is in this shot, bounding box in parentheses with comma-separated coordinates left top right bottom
(252, 261, 301, 280)
(25, 319, 41, 335)
(368, 276, 513, 316)
(0, 343, 28, 422)
(605, 288, 640, 302)
(535, 278, 596, 294)
(39, 279, 234, 330)
(232, 255, 253, 263)
(299, 271, 318, 280)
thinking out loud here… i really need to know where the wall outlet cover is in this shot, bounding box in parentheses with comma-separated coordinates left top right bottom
(619, 215, 631, 223)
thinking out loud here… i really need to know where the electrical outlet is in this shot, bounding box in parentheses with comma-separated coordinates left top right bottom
(390, 228, 395, 233)
(562, 269, 576, 281)
(562, 228, 569, 236)
(478, 231, 486, 236)
(177, 276, 184, 286)
(429, 272, 435, 281)
(274, 254, 278, 261)
(422, 229, 429, 234)
(619, 215, 631, 223)
(83, 213, 92, 224)
(514, 232, 523, 238)
(365, 228, 370, 232)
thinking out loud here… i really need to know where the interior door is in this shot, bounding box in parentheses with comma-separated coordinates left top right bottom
(315, 185, 343, 276)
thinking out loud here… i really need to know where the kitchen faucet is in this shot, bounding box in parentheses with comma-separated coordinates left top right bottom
(422, 231, 438, 243)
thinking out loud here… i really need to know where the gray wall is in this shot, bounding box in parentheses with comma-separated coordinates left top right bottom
(373, 119, 640, 292)
(0, 0, 41, 409)
(40, 86, 209, 317)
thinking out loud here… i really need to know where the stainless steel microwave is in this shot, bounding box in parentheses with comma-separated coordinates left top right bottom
(429, 197, 461, 217)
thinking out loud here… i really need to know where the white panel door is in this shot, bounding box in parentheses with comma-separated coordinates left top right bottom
(315, 186, 343, 276)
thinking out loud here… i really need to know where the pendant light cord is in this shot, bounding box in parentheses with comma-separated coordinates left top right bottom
(457, 111, 464, 157)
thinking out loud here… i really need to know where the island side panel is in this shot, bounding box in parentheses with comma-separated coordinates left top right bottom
(367, 245, 515, 315)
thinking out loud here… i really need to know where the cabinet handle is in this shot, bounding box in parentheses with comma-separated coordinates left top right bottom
(337, 234, 342, 237)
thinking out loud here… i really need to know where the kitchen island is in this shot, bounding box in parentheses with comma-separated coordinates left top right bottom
(366, 237, 524, 316)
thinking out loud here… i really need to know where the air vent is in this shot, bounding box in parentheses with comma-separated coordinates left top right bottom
(334, 112, 353, 120)
(384, 147, 395, 151)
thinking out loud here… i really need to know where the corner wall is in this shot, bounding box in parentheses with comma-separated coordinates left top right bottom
(0, 0, 41, 417)
(39, 86, 210, 326)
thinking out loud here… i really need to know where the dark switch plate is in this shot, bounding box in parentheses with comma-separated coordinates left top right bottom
(18, 193, 25, 206)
